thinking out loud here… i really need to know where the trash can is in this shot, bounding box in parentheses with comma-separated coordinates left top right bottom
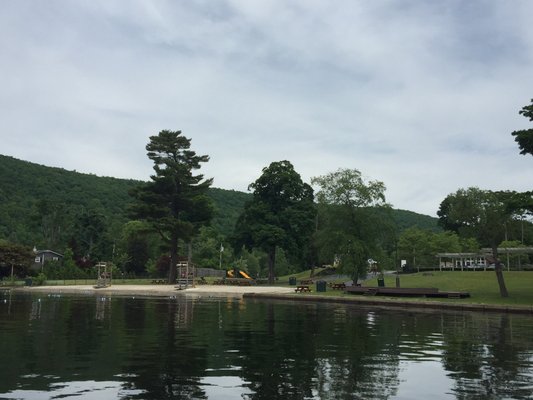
(316, 280, 327, 292)
(289, 277, 297, 286)
(24, 278, 32, 286)
(377, 278, 385, 287)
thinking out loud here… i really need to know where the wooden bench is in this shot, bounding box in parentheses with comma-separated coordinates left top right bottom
(295, 285, 311, 293)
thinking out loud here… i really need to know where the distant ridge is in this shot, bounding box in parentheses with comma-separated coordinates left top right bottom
(0, 154, 438, 247)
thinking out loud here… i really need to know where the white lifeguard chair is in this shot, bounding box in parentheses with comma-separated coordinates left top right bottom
(94, 262, 112, 288)
(176, 260, 195, 290)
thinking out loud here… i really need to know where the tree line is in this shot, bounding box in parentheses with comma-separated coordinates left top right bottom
(1, 99, 532, 297)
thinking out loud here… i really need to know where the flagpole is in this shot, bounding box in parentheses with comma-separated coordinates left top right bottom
(219, 243, 223, 269)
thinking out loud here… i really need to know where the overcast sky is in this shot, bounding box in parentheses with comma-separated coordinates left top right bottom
(1, 1, 532, 217)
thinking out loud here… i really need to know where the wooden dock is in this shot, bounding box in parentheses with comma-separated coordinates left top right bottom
(345, 286, 470, 299)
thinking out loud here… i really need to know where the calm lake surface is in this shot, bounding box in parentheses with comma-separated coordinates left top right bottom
(1, 292, 533, 399)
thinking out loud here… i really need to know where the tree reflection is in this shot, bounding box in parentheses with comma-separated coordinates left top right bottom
(442, 313, 533, 400)
(2, 294, 533, 400)
(224, 302, 402, 399)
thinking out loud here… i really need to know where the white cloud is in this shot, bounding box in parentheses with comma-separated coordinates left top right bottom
(1, 0, 532, 216)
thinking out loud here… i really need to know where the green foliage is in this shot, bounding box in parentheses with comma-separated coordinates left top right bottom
(1, 154, 450, 280)
(207, 188, 250, 236)
(312, 168, 393, 279)
(390, 209, 440, 232)
(191, 226, 231, 269)
(0, 155, 251, 250)
(0, 155, 138, 248)
(313, 168, 386, 207)
(230, 248, 263, 277)
(511, 99, 533, 156)
(115, 220, 158, 276)
(233, 161, 316, 282)
(33, 272, 47, 286)
(397, 227, 432, 271)
(42, 257, 93, 280)
(129, 130, 213, 282)
(0, 240, 33, 278)
(0, 154, 438, 259)
(397, 228, 463, 271)
(437, 187, 520, 297)
(460, 237, 480, 252)
(438, 188, 517, 249)
(499, 240, 530, 269)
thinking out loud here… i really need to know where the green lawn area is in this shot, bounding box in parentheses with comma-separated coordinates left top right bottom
(289, 271, 531, 307)
(379, 271, 533, 306)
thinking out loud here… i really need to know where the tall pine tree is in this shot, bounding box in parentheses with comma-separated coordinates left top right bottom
(130, 130, 213, 283)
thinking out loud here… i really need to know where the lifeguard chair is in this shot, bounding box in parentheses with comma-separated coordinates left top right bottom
(94, 262, 112, 288)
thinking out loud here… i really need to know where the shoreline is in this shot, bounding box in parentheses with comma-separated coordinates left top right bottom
(243, 293, 533, 315)
(10, 284, 295, 298)
(7, 284, 533, 314)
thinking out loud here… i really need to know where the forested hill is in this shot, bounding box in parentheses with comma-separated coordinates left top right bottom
(0, 154, 438, 247)
(0, 154, 250, 246)
(392, 209, 441, 232)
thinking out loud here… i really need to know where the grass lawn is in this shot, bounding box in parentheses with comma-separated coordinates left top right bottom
(379, 271, 533, 306)
(279, 269, 533, 307)
(291, 271, 531, 307)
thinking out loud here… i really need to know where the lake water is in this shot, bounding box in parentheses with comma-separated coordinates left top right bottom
(1, 291, 533, 399)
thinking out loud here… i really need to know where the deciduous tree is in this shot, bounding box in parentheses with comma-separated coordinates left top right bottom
(511, 99, 533, 156)
(437, 188, 515, 297)
(233, 161, 315, 283)
(312, 168, 392, 280)
(0, 240, 32, 279)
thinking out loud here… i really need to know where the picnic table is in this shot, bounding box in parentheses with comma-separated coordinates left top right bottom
(151, 279, 166, 284)
(329, 283, 346, 290)
(295, 285, 311, 293)
(299, 279, 314, 285)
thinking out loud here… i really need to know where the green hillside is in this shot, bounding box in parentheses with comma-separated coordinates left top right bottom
(0, 154, 250, 247)
(392, 208, 440, 232)
(0, 154, 438, 249)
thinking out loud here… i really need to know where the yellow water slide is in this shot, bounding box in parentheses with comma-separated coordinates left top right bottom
(238, 270, 252, 280)
(226, 269, 252, 279)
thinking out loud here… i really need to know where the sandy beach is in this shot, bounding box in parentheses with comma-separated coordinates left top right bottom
(13, 284, 295, 298)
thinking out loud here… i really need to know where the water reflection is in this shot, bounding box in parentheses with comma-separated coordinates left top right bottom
(29, 298, 42, 320)
(0, 379, 145, 399)
(95, 296, 111, 320)
(0, 294, 533, 399)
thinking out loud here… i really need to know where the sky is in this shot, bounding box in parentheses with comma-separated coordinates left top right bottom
(1, 1, 532, 217)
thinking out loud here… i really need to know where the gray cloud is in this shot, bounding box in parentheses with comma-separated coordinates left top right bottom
(1, 0, 532, 216)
